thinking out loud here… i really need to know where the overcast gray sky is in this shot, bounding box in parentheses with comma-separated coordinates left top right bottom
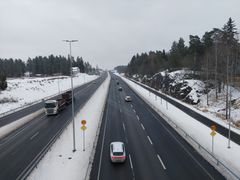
(0, 0, 240, 69)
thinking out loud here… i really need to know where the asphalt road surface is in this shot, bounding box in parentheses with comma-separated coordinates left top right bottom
(0, 76, 103, 128)
(129, 78, 240, 146)
(0, 73, 107, 180)
(90, 74, 225, 180)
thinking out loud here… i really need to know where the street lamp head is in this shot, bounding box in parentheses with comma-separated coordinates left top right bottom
(63, 40, 78, 42)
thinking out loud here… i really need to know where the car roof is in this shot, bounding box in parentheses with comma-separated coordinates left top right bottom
(111, 142, 124, 152)
(45, 100, 56, 103)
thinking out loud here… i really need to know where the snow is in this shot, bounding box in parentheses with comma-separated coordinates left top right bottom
(0, 109, 44, 138)
(197, 86, 240, 125)
(28, 74, 110, 180)
(0, 73, 98, 116)
(120, 75, 240, 179)
(132, 69, 240, 132)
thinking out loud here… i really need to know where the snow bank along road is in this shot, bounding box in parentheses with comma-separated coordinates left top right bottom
(0, 73, 107, 180)
(0, 76, 98, 128)
(27, 73, 110, 180)
(90, 73, 224, 180)
(129, 78, 240, 146)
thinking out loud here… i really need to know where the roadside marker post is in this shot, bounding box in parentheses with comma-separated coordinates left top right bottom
(81, 120, 87, 151)
(210, 125, 217, 154)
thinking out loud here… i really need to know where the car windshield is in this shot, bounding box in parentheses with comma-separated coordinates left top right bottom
(45, 103, 56, 108)
(113, 152, 123, 156)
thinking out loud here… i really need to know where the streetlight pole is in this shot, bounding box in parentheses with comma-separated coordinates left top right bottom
(63, 39, 78, 152)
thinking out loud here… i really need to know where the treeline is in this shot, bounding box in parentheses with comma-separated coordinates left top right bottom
(114, 65, 127, 74)
(126, 18, 240, 82)
(0, 55, 96, 77)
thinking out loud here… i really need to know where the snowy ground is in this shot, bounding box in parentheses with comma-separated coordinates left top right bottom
(120, 75, 240, 179)
(28, 74, 110, 180)
(197, 86, 240, 126)
(0, 73, 98, 116)
(135, 69, 240, 130)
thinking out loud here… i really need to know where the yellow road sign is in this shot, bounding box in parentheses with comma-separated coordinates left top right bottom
(81, 125, 87, 131)
(210, 131, 216, 136)
(210, 125, 216, 131)
(81, 120, 87, 125)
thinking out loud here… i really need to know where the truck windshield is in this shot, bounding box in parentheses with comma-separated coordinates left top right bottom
(45, 103, 56, 108)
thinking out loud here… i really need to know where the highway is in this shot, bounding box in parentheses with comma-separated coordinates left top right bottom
(129, 78, 240, 146)
(90, 74, 225, 180)
(0, 74, 107, 180)
(0, 77, 103, 128)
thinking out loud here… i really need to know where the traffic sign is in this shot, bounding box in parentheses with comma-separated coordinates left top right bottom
(210, 125, 216, 131)
(210, 131, 216, 136)
(81, 120, 87, 125)
(81, 125, 87, 131)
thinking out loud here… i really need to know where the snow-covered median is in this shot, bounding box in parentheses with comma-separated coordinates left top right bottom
(28, 74, 110, 180)
(121, 75, 240, 179)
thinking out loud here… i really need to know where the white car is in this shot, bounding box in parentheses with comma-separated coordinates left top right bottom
(125, 96, 132, 102)
(110, 142, 126, 163)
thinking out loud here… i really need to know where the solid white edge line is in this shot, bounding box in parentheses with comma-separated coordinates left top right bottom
(30, 131, 39, 140)
(141, 123, 145, 130)
(157, 154, 166, 170)
(97, 99, 109, 180)
(147, 136, 153, 145)
(129, 154, 133, 170)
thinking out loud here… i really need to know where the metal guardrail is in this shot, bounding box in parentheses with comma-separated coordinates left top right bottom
(15, 77, 105, 180)
(84, 74, 110, 180)
(129, 78, 240, 146)
(16, 115, 73, 180)
(123, 77, 240, 180)
(84, 91, 108, 180)
(0, 78, 97, 119)
(0, 89, 69, 118)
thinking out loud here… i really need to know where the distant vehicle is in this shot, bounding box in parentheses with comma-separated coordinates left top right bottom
(110, 142, 126, 163)
(118, 87, 122, 91)
(44, 91, 72, 115)
(125, 96, 132, 102)
(93, 81, 96, 84)
(44, 99, 65, 115)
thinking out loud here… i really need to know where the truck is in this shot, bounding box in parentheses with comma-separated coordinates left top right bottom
(62, 90, 72, 105)
(44, 90, 73, 115)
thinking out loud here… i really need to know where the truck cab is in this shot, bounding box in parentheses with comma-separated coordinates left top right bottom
(44, 100, 58, 115)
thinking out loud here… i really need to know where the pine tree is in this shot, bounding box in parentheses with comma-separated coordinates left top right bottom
(0, 72, 7, 90)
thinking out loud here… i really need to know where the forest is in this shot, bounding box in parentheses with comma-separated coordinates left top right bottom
(0, 55, 96, 77)
(126, 18, 240, 88)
